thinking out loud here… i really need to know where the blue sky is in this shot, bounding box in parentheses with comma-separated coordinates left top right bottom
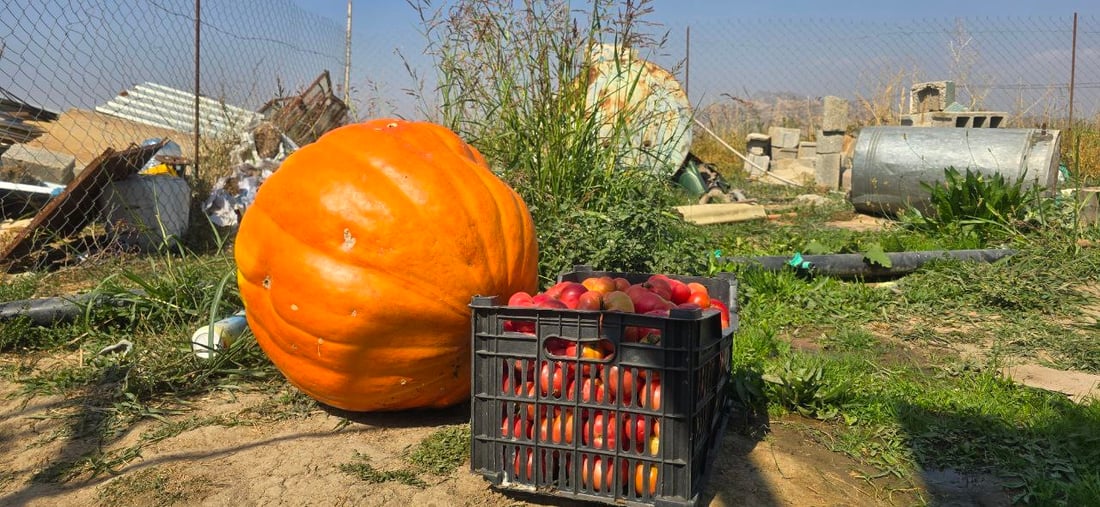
(297, 1, 1098, 29)
(5, 1, 1098, 119)
(286, 1, 1100, 118)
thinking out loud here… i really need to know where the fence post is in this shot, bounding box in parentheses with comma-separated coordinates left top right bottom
(685, 25, 691, 99)
(344, 0, 353, 106)
(1069, 12, 1078, 129)
(194, 0, 202, 182)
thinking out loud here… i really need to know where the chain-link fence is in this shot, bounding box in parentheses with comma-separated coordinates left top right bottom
(3, 5, 1098, 270)
(357, 13, 1098, 123)
(668, 15, 1098, 129)
(1, 0, 345, 270)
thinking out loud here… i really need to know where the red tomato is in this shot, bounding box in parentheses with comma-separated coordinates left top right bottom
(633, 463, 658, 496)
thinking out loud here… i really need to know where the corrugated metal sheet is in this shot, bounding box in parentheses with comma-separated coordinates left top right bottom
(95, 82, 261, 137)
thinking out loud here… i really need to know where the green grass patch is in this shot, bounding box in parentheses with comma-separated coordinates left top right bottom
(407, 425, 471, 476)
(338, 451, 427, 488)
(729, 233, 1100, 504)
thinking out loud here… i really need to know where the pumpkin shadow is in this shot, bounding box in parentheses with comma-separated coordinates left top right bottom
(316, 400, 472, 429)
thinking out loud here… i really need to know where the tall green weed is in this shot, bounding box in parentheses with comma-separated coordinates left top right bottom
(411, 0, 705, 282)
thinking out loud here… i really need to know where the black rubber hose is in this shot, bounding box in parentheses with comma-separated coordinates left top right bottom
(0, 293, 102, 326)
(721, 249, 1017, 281)
(0, 289, 148, 326)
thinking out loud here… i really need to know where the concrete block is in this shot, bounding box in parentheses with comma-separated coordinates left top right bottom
(815, 131, 844, 154)
(840, 167, 852, 192)
(905, 111, 1008, 128)
(910, 81, 956, 114)
(0, 144, 77, 184)
(769, 158, 816, 186)
(821, 96, 849, 132)
(745, 154, 770, 174)
(767, 127, 800, 149)
(746, 133, 770, 156)
(1080, 187, 1100, 225)
(771, 147, 797, 161)
(931, 113, 957, 128)
(814, 152, 842, 190)
(797, 141, 817, 159)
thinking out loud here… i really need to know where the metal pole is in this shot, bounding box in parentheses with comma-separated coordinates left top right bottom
(684, 25, 690, 98)
(344, 0, 352, 106)
(194, 0, 201, 181)
(1069, 12, 1078, 128)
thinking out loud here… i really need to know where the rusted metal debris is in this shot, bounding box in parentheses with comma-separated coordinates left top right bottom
(0, 113, 45, 145)
(0, 87, 59, 122)
(1, 87, 60, 145)
(584, 44, 693, 177)
(0, 140, 167, 271)
(258, 70, 349, 147)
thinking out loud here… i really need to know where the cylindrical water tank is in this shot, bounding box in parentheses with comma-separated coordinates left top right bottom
(849, 127, 1061, 215)
(100, 175, 192, 252)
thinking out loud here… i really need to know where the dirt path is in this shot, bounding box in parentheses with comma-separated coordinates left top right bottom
(0, 370, 1014, 507)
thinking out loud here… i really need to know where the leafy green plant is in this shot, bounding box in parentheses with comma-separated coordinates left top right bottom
(763, 356, 854, 420)
(412, 0, 704, 283)
(534, 184, 709, 282)
(901, 166, 1047, 244)
(338, 452, 427, 488)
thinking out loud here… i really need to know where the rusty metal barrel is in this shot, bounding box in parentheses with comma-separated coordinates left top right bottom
(848, 126, 1061, 215)
(585, 44, 692, 177)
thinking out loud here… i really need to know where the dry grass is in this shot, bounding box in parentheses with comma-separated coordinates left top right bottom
(1065, 128, 1100, 182)
(691, 99, 761, 177)
(853, 69, 912, 126)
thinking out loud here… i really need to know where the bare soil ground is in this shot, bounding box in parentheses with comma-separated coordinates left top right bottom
(0, 357, 1012, 507)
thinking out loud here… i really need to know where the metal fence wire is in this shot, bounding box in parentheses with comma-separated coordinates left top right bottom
(0, 0, 345, 269)
(667, 15, 1100, 128)
(1, 3, 1098, 270)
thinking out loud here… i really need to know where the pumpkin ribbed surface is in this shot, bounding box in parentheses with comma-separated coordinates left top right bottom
(234, 118, 538, 411)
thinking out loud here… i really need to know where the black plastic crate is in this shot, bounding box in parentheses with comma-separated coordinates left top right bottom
(470, 266, 738, 506)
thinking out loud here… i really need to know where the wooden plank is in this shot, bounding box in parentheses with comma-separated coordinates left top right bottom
(674, 202, 768, 225)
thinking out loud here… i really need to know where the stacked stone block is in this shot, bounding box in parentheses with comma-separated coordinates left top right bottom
(0, 144, 77, 184)
(745, 133, 770, 174)
(767, 127, 799, 167)
(813, 95, 847, 190)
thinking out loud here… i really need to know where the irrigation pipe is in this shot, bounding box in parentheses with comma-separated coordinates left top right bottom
(721, 248, 1017, 281)
(692, 118, 806, 187)
(0, 290, 145, 326)
(0, 293, 101, 326)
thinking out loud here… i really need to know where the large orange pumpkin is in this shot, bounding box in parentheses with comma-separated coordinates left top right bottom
(234, 118, 539, 412)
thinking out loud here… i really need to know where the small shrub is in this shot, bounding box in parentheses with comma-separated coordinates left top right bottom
(763, 356, 853, 420)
